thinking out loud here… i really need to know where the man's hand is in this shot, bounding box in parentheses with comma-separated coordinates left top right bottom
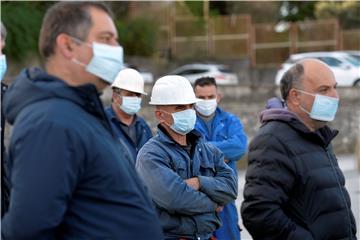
(224, 159, 229, 163)
(215, 205, 224, 213)
(185, 177, 200, 191)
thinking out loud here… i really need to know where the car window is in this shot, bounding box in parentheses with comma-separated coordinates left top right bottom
(218, 66, 232, 73)
(317, 57, 343, 67)
(343, 56, 360, 67)
(177, 69, 208, 75)
(349, 54, 360, 62)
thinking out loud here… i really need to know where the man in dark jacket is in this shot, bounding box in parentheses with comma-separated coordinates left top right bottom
(241, 59, 357, 239)
(1, 20, 10, 217)
(105, 68, 152, 163)
(136, 75, 238, 240)
(1, 2, 163, 239)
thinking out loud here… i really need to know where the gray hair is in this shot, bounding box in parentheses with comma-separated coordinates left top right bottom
(280, 63, 304, 101)
(39, 2, 113, 59)
(1, 21, 7, 40)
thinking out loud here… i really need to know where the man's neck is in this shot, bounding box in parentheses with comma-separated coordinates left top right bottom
(46, 58, 106, 91)
(160, 124, 187, 146)
(112, 103, 134, 126)
(198, 112, 215, 122)
(288, 105, 320, 132)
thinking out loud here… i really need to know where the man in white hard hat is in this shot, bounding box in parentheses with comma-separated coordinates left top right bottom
(105, 68, 152, 163)
(136, 75, 238, 240)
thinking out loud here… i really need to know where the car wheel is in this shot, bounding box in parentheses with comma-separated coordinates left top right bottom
(353, 79, 360, 87)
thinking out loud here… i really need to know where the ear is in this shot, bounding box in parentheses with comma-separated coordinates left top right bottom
(155, 109, 165, 123)
(56, 33, 76, 59)
(112, 91, 120, 104)
(216, 91, 222, 103)
(287, 88, 301, 106)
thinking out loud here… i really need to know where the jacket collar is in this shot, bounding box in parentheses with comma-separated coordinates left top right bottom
(157, 124, 203, 146)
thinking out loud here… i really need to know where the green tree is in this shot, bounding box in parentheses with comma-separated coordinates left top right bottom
(279, 1, 317, 22)
(1, 2, 50, 61)
(116, 18, 159, 57)
(315, 1, 360, 29)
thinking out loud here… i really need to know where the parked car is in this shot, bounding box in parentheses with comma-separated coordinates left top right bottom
(123, 63, 154, 83)
(275, 52, 360, 87)
(169, 63, 239, 85)
(337, 50, 360, 62)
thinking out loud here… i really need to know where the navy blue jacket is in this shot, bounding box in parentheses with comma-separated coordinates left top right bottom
(2, 68, 164, 240)
(105, 106, 152, 163)
(241, 105, 357, 240)
(136, 126, 238, 239)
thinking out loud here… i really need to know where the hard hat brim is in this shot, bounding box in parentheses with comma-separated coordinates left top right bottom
(149, 97, 203, 105)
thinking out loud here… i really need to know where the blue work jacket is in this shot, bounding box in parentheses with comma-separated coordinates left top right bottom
(195, 107, 247, 173)
(136, 126, 237, 240)
(195, 107, 247, 240)
(105, 106, 152, 163)
(2, 68, 164, 240)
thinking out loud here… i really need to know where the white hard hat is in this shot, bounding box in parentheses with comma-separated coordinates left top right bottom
(111, 68, 147, 95)
(149, 75, 202, 105)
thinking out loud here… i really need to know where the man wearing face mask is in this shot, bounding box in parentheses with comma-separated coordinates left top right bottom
(241, 59, 357, 240)
(2, 2, 163, 239)
(105, 68, 152, 163)
(136, 75, 238, 240)
(1, 21, 11, 218)
(194, 77, 247, 240)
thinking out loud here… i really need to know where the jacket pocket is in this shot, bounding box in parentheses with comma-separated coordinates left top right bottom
(171, 158, 188, 179)
(199, 161, 216, 177)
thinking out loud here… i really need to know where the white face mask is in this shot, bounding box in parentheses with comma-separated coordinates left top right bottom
(195, 99, 217, 116)
(296, 89, 339, 122)
(120, 96, 142, 115)
(71, 38, 124, 84)
(0, 55, 7, 81)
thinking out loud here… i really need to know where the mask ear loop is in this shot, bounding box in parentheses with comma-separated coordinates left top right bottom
(69, 36, 93, 67)
(158, 110, 173, 128)
(294, 89, 314, 116)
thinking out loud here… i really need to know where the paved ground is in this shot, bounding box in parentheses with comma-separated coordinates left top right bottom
(236, 154, 360, 240)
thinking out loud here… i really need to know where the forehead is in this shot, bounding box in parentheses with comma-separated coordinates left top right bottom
(302, 61, 336, 90)
(194, 84, 217, 95)
(158, 104, 192, 111)
(86, 7, 118, 39)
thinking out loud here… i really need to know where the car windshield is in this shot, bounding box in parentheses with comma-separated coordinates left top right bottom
(343, 56, 360, 67)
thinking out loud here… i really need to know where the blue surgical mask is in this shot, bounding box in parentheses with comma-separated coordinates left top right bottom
(195, 99, 217, 116)
(167, 109, 196, 135)
(297, 89, 339, 122)
(120, 96, 142, 115)
(72, 38, 123, 84)
(0, 55, 7, 81)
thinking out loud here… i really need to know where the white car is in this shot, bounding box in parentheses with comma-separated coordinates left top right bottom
(123, 63, 154, 83)
(170, 63, 239, 85)
(275, 52, 360, 87)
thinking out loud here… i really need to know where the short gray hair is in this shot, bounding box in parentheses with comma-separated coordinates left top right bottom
(39, 2, 113, 59)
(1, 21, 6, 40)
(280, 63, 304, 101)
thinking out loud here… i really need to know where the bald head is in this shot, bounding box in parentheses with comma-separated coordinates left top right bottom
(299, 59, 336, 89)
(280, 58, 336, 101)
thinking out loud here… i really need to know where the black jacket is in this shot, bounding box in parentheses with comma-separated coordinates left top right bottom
(1, 82, 10, 217)
(241, 102, 357, 240)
